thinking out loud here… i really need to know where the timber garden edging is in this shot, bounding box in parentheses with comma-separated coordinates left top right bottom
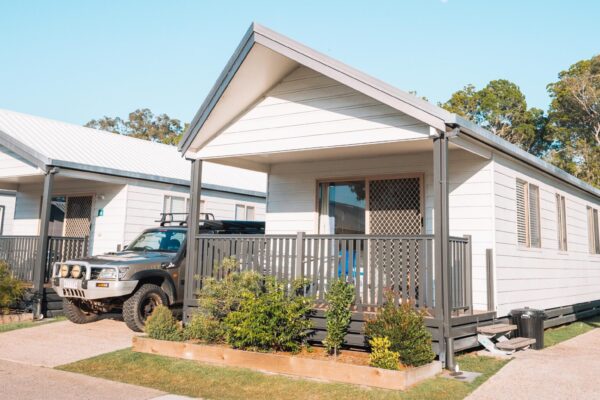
(0, 312, 33, 325)
(132, 336, 442, 390)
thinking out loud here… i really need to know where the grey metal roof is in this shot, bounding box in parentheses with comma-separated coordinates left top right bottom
(0, 109, 267, 197)
(179, 22, 599, 199)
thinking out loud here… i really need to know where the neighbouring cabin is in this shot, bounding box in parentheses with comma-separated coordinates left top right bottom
(179, 24, 600, 368)
(0, 109, 267, 317)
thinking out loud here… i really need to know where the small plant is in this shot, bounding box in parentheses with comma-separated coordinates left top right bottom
(364, 293, 435, 367)
(0, 261, 24, 314)
(183, 313, 222, 343)
(145, 305, 182, 341)
(369, 337, 400, 370)
(224, 276, 313, 352)
(323, 279, 354, 356)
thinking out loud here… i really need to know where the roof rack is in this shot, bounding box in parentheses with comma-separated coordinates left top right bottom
(157, 212, 215, 227)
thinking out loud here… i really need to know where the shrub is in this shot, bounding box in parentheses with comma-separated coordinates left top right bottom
(183, 313, 222, 343)
(364, 294, 435, 367)
(0, 261, 24, 314)
(196, 260, 263, 321)
(369, 337, 400, 370)
(224, 276, 313, 352)
(323, 279, 354, 356)
(145, 305, 182, 341)
(190, 260, 264, 343)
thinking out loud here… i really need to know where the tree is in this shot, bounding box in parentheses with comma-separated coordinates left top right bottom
(546, 55, 600, 187)
(441, 80, 548, 155)
(85, 108, 187, 145)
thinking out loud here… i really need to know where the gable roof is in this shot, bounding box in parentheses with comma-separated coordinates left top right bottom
(179, 22, 599, 199)
(0, 108, 191, 186)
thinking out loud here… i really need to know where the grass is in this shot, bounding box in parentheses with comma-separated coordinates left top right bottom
(544, 315, 600, 348)
(0, 316, 65, 333)
(58, 349, 508, 400)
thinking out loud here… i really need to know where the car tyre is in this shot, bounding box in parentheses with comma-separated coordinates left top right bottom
(123, 283, 168, 332)
(63, 298, 100, 324)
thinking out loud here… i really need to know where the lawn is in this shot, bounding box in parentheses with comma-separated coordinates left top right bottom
(58, 349, 508, 400)
(0, 316, 65, 333)
(544, 315, 600, 347)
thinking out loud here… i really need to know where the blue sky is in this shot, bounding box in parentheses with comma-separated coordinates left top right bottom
(1, 1, 599, 126)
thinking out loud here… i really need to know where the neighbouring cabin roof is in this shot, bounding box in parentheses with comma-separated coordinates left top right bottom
(179, 22, 599, 199)
(0, 108, 267, 196)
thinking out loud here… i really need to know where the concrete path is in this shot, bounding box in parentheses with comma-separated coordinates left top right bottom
(0, 359, 165, 400)
(0, 319, 138, 367)
(0, 319, 198, 399)
(468, 328, 600, 399)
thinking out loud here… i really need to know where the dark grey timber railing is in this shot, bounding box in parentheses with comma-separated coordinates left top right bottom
(191, 233, 472, 313)
(0, 236, 88, 282)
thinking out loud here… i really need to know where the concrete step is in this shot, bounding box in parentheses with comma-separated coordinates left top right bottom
(477, 323, 517, 335)
(496, 337, 536, 351)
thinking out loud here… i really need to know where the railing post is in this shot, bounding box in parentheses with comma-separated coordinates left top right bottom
(486, 249, 495, 312)
(183, 159, 203, 323)
(464, 235, 473, 315)
(295, 232, 305, 281)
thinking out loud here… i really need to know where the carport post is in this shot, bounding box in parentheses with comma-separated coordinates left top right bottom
(433, 130, 453, 369)
(33, 168, 58, 319)
(183, 159, 202, 323)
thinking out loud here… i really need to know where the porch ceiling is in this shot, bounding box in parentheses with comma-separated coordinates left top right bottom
(201, 138, 476, 172)
(0, 168, 133, 190)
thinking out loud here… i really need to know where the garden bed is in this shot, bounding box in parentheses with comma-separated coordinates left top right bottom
(0, 312, 33, 325)
(132, 336, 442, 390)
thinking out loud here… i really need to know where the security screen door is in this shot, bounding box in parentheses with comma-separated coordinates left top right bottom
(64, 196, 93, 237)
(368, 177, 423, 235)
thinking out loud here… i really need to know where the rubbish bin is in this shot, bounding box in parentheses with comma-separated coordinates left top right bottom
(509, 307, 547, 350)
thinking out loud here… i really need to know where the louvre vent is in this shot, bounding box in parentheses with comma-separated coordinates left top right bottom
(516, 180, 528, 246)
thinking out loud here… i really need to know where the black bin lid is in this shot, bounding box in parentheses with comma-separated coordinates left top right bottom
(509, 307, 547, 318)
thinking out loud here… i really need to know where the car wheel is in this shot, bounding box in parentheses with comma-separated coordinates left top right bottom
(123, 284, 168, 332)
(63, 298, 100, 324)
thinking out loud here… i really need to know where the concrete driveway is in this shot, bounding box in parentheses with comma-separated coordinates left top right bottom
(0, 318, 138, 367)
(0, 319, 197, 400)
(468, 328, 600, 399)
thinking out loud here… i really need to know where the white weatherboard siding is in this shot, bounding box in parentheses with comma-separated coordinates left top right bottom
(12, 180, 128, 255)
(123, 182, 267, 245)
(266, 149, 493, 310)
(124, 182, 190, 245)
(493, 153, 600, 316)
(199, 66, 430, 159)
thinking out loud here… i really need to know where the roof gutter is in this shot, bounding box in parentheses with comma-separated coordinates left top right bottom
(448, 115, 600, 198)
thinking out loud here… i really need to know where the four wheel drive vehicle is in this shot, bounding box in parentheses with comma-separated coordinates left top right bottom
(51, 214, 265, 332)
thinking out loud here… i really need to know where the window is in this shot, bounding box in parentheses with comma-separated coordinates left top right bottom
(556, 194, 567, 251)
(127, 229, 186, 253)
(318, 181, 366, 234)
(163, 195, 189, 214)
(317, 176, 423, 235)
(516, 179, 541, 248)
(246, 206, 255, 221)
(588, 206, 600, 254)
(234, 204, 255, 221)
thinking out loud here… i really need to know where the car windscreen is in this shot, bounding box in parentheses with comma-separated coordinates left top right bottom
(127, 230, 186, 253)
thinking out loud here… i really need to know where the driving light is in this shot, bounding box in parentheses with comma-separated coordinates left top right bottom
(71, 265, 82, 279)
(60, 264, 70, 278)
(98, 268, 117, 280)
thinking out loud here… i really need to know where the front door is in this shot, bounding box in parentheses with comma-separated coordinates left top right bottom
(64, 195, 93, 237)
